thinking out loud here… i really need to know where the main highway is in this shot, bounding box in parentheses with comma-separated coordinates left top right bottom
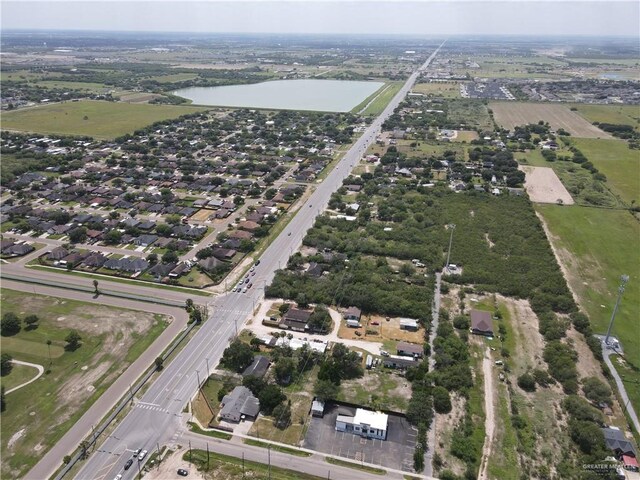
(21, 41, 445, 480)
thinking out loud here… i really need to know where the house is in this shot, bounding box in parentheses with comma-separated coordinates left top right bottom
(343, 307, 361, 322)
(602, 427, 637, 457)
(470, 310, 494, 336)
(311, 399, 325, 418)
(242, 355, 271, 378)
(147, 262, 177, 278)
(169, 262, 190, 278)
(47, 246, 69, 261)
(219, 386, 260, 423)
(399, 318, 419, 331)
(335, 407, 388, 440)
(81, 253, 107, 268)
(134, 234, 158, 247)
(198, 257, 224, 272)
(306, 262, 324, 277)
(383, 355, 416, 370)
(3, 243, 34, 257)
(238, 220, 260, 232)
(281, 308, 312, 332)
(212, 248, 236, 260)
(397, 341, 423, 358)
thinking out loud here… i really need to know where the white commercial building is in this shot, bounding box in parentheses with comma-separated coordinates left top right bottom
(335, 408, 388, 440)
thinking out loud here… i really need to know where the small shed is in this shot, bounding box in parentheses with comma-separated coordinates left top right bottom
(346, 319, 361, 328)
(399, 318, 419, 331)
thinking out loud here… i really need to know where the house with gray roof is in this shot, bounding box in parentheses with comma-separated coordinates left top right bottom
(219, 386, 260, 422)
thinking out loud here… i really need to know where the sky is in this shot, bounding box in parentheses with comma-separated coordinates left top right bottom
(1, 1, 639, 37)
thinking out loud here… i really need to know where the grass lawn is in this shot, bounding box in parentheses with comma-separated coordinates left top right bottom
(35, 81, 112, 92)
(353, 82, 403, 115)
(1, 100, 208, 139)
(412, 81, 460, 98)
(0, 289, 169, 479)
(536, 205, 640, 413)
(338, 370, 409, 412)
(185, 449, 321, 480)
(570, 138, 640, 205)
(325, 456, 386, 475)
(244, 439, 312, 457)
(572, 104, 640, 132)
(186, 421, 232, 440)
(0, 363, 40, 392)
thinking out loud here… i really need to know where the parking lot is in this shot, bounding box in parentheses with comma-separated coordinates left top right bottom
(303, 403, 419, 472)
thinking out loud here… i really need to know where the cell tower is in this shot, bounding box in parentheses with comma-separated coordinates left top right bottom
(604, 274, 629, 346)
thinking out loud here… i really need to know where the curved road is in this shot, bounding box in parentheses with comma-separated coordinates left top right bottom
(16, 41, 446, 480)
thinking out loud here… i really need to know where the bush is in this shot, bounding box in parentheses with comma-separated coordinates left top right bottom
(543, 341, 578, 394)
(0, 353, 13, 376)
(453, 315, 470, 330)
(517, 372, 536, 392)
(433, 386, 452, 414)
(220, 340, 254, 373)
(582, 376, 612, 405)
(1, 312, 21, 336)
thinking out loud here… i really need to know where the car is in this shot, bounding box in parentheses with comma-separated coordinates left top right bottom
(250, 266, 255, 272)
(251, 271, 256, 276)
(247, 283, 252, 289)
(124, 459, 134, 470)
(254, 260, 260, 266)
(133, 449, 141, 456)
(371, 321, 379, 326)
(242, 287, 248, 293)
(138, 449, 147, 461)
(114, 475, 122, 480)
(245, 278, 250, 284)
(177, 469, 189, 476)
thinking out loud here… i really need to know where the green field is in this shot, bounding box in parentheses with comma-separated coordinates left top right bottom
(35, 81, 112, 92)
(0, 364, 39, 392)
(152, 73, 199, 83)
(0, 289, 168, 478)
(571, 138, 640, 205)
(1, 100, 208, 139)
(535, 205, 640, 413)
(353, 82, 402, 115)
(572, 104, 640, 132)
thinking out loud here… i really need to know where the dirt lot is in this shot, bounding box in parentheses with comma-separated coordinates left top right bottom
(145, 448, 205, 480)
(337, 314, 424, 344)
(190, 209, 213, 222)
(520, 165, 575, 205)
(490, 102, 613, 138)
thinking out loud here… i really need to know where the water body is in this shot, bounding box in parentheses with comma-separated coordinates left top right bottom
(173, 79, 385, 112)
(600, 72, 624, 80)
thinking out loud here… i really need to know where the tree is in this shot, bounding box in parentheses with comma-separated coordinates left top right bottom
(185, 299, 194, 311)
(1, 353, 13, 376)
(582, 376, 612, 405)
(104, 229, 122, 245)
(313, 378, 340, 402)
(433, 386, 452, 414)
(295, 293, 309, 309)
(220, 340, 254, 373)
(155, 357, 164, 370)
(274, 357, 296, 386)
(63, 455, 71, 465)
(1, 385, 5, 412)
(307, 306, 332, 333)
(162, 250, 178, 264)
(46, 339, 53, 365)
(68, 227, 87, 244)
(569, 419, 607, 455)
(92, 280, 99, 295)
(272, 402, 292, 429)
(65, 330, 82, 351)
(23, 314, 39, 330)
(1, 312, 21, 336)
(258, 384, 285, 415)
(453, 315, 470, 330)
(147, 252, 158, 265)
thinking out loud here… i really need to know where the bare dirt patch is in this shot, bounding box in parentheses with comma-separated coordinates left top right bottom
(490, 102, 613, 138)
(520, 165, 575, 205)
(434, 393, 467, 476)
(337, 314, 424, 344)
(190, 209, 212, 222)
(145, 448, 206, 480)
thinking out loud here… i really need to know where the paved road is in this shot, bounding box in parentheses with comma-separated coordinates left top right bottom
(5, 359, 45, 394)
(16, 42, 445, 480)
(602, 344, 640, 433)
(4, 280, 189, 480)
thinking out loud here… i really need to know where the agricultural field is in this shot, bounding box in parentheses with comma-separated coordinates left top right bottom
(570, 138, 640, 205)
(453, 55, 569, 79)
(536, 205, 640, 413)
(412, 81, 460, 98)
(490, 102, 613, 138)
(0, 289, 169, 478)
(572, 104, 640, 132)
(1, 100, 208, 139)
(519, 165, 575, 205)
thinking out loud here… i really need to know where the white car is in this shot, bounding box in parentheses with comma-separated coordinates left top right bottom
(138, 449, 147, 461)
(114, 475, 123, 480)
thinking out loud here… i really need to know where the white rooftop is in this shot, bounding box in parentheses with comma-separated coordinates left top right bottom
(354, 408, 388, 431)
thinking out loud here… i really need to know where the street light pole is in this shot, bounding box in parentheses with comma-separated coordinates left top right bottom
(444, 223, 456, 272)
(604, 274, 629, 345)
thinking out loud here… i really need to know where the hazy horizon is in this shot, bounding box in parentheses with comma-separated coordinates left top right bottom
(2, 1, 639, 37)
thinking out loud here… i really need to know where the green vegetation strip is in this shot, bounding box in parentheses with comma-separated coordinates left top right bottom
(185, 449, 323, 480)
(325, 456, 386, 475)
(187, 422, 232, 440)
(243, 439, 312, 457)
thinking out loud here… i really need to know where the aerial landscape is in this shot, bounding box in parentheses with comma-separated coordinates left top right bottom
(0, 1, 639, 479)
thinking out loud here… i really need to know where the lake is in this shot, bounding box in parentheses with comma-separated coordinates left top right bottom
(173, 79, 385, 112)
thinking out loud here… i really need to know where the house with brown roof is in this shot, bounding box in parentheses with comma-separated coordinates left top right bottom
(470, 310, 493, 336)
(281, 308, 313, 332)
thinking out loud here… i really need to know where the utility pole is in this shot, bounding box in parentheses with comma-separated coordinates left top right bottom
(444, 223, 456, 272)
(605, 274, 629, 345)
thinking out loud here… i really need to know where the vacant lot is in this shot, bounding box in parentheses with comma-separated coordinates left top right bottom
(490, 102, 613, 138)
(519, 165, 574, 204)
(412, 81, 460, 98)
(0, 289, 168, 478)
(570, 138, 640, 205)
(536, 205, 640, 413)
(1, 100, 207, 139)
